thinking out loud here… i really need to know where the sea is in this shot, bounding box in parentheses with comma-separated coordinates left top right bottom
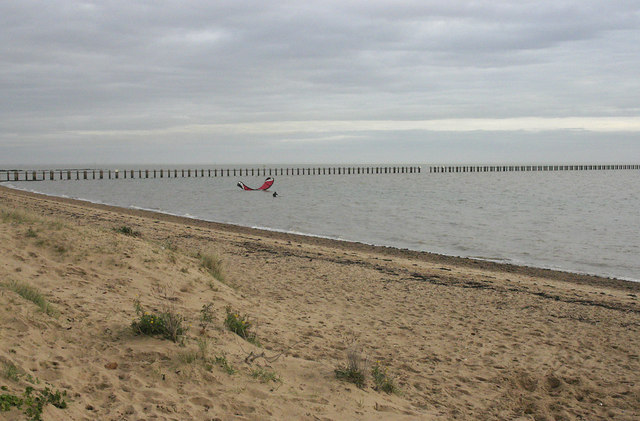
(5, 165, 639, 282)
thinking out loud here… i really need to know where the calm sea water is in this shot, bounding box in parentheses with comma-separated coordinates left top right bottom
(7, 166, 640, 281)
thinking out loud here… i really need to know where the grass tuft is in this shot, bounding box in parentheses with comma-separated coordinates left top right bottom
(114, 226, 141, 237)
(200, 253, 224, 281)
(335, 349, 367, 389)
(3, 280, 57, 317)
(0, 209, 34, 225)
(2, 361, 21, 382)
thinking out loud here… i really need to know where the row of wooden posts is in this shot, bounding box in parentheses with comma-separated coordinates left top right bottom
(0, 166, 421, 182)
(430, 164, 639, 173)
(1, 164, 638, 182)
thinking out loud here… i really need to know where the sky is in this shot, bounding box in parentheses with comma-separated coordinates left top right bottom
(1, 0, 639, 165)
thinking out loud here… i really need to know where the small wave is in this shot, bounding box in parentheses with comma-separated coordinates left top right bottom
(249, 225, 346, 242)
(469, 256, 513, 264)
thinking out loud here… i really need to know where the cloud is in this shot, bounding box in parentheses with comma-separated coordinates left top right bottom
(1, 1, 639, 164)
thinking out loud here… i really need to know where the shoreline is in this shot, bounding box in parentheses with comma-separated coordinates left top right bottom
(2, 184, 637, 292)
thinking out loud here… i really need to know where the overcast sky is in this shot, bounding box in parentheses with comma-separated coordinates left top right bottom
(1, 1, 639, 165)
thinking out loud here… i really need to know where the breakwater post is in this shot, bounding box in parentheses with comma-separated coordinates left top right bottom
(428, 164, 640, 173)
(2, 164, 639, 182)
(0, 166, 423, 181)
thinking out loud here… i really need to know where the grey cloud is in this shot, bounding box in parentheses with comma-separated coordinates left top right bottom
(1, 1, 639, 164)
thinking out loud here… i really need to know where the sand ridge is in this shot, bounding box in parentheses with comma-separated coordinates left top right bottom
(0, 185, 639, 420)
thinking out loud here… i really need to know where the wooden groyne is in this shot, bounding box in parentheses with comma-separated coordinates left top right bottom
(429, 164, 639, 173)
(1, 164, 637, 182)
(0, 166, 421, 182)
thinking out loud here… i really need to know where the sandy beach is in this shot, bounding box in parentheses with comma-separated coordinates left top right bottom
(1, 184, 639, 420)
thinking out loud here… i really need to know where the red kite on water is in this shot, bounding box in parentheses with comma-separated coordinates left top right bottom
(237, 177, 274, 191)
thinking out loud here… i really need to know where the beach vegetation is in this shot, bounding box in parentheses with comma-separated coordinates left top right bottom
(0, 392, 22, 412)
(175, 339, 236, 375)
(23, 386, 67, 421)
(46, 220, 65, 231)
(177, 338, 210, 366)
(371, 361, 399, 394)
(251, 367, 281, 384)
(162, 239, 178, 252)
(335, 349, 367, 389)
(0, 208, 33, 224)
(131, 298, 187, 343)
(224, 306, 259, 345)
(177, 349, 199, 365)
(199, 302, 215, 334)
(2, 361, 21, 382)
(0, 386, 67, 421)
(199, 252, 224, 281)
(53, 244, 67, 254)
(3, 280, 57, 317)
(213, 354, 235, 375)
(114, 225, 141, 237)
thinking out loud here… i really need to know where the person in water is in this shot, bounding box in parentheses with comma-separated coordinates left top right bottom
(273, 191, 278, 197)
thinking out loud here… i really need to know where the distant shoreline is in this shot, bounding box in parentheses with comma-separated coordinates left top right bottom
(2, 184, 637, 292)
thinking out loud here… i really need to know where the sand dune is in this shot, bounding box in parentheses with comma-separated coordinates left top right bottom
(1, 185, 639, 420)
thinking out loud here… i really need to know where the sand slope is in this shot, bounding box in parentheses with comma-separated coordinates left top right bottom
(1, 186, 639, 420)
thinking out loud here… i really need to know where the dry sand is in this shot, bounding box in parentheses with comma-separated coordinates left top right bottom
(0, 185, 639, 420)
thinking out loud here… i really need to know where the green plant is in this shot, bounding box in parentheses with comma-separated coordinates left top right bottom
(213, 354, 235, 375)
(24, 374, 39, 385)
(114, 226, 140, 237)
(335, 349, 367, 389)
(372, 362, 398, 394)
(2, 361, 21, 382)
(224, 306, 259, 344)
(0, 386, 67, 421)
(131, 298, 186, 343)
(0, 393, 22, 412)
(251, 367, 281, 383)
(3, 280, 57, 316)
(200, 253, 224, 281)
(25, 227, 38, 238)
(22, 386, 67, 421)
(199, 303, 214, 333)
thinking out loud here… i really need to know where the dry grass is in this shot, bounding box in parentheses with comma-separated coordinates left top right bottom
(335, 348, 368, 389)
(2, 280, 57, 317)
(199, 253, 224, 281)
